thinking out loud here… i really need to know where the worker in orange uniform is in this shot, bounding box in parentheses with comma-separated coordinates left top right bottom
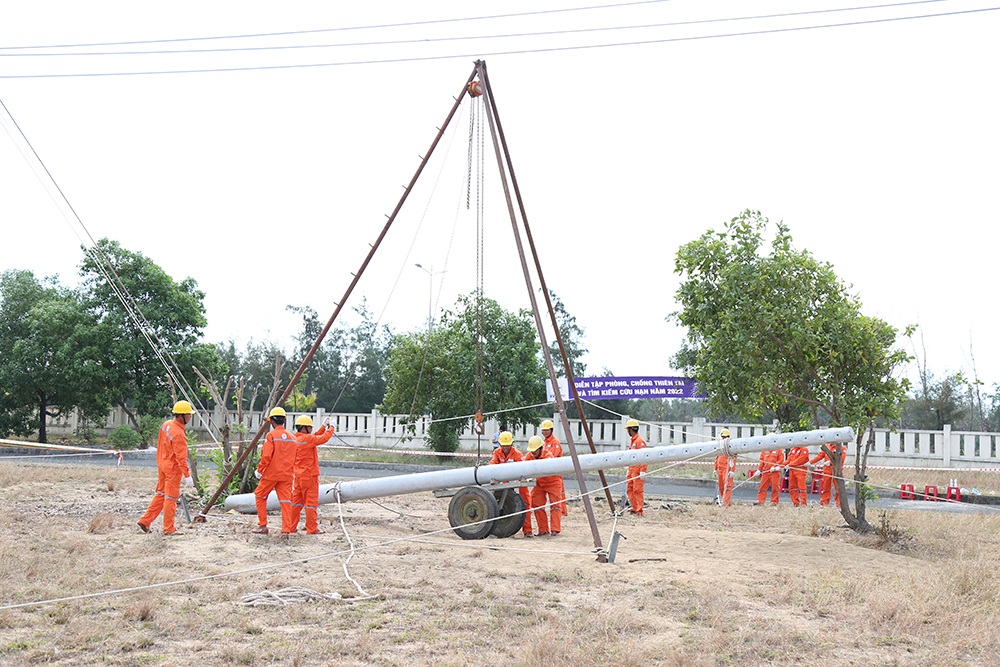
(755, 447, 785, 505)
(809, 443, 842, 507)
(490, 431, 533, 537)
(524, 435, 561, 536)
(713, 428, 737, 506)
(253, 407, 298, 539)
(625, 418, 647, 515)
(138, 400, 195, 535)
(540, 419, 568, 516)
(784, 442, 811, 506)
(289, 415, 334, 534)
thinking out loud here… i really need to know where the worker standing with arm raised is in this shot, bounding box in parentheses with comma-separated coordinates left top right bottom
(138, 400, 195, 535)
(253, 407, 297, 539)
(625, 418, 647, 516)
(290, 415, 335, 534)
(525, 435, 561, 536)
(490, 431, 533, 537)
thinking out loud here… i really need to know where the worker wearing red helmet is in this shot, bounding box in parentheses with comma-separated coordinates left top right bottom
(490, 431, 532, 537)
(289, 415, 335, 534)
(138, 400, 195, 535)
(540, 419, 568, 516)
(713, 428, 737, 506)
(625, 418, 647, 516)
(253, 407, 298, 538)
(525, 435, 561, 536)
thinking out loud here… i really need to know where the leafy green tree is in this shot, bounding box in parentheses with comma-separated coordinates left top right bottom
(672, 210, 910, 533)
(901, 371, 967, 430)
(0, 270, 112, 441)
(380, 295, 546, 452)
(216, 338, 290, 412)
(78, 239, 221, 432)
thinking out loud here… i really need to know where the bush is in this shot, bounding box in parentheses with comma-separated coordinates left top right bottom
(427, 421, 459, 454)
(108, 424, 142, 450)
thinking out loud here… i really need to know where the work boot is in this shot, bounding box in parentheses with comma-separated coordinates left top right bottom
(251, 525, 269, 534)
(137, 521, 150, 534)
(522, 532, 534, 538)
(279, 532, 290, 541)
(306, 529, 325, 535)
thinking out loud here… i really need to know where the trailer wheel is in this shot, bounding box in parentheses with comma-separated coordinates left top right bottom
(448, 487, 500, 540)
(489, 489, 527, 539)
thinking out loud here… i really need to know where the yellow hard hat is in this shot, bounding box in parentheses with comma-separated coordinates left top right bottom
(625, 418, 639, 429)
(527, 435, 544, 451)
(498, 431, 514, 446)
(268, 407, 287, 419)
(172, 400, 194, 415)
(720, 428, 731, 438)
(294, 415, 313, 427)
(540, 420, 554, 430)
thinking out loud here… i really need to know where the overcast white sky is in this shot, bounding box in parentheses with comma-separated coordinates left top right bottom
(2, 0, 998, 390)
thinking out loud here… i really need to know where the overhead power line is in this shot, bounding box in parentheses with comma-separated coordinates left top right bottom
(0, 5, 995, 79)
(0, 0, 951, 58)
(0, 0, 677, 51)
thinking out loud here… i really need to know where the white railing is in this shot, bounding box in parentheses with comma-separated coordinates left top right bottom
(38, 407, 1000, 469)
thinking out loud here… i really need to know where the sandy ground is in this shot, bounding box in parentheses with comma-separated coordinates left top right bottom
(1, 460, 999, 666)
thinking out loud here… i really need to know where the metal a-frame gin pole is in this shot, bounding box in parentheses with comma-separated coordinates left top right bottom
(195, 66, 481, 521)
(474, 60, 608, 560)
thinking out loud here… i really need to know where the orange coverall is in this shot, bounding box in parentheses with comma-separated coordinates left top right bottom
(526, 447, 561, 535)
(627, 432, 648, 515)
(139, 416, 190, 534)
(756, 448, 785, 505)
(809, 443, 841, 506)
(255, 425, 298, 534)
(785, 446, 811, 506)
(290, 425, 334, 534)
(543, 432, 568, 515)
(714, 455, 736, 506)
(491, 445, 532, 536)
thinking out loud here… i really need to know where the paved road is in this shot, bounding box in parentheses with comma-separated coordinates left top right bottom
(5, 448, 994, 515)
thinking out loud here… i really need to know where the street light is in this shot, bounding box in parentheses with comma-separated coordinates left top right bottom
(414, 263, 444, 333)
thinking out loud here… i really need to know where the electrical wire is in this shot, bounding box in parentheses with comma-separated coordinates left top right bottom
(0, 0, 951, 58)
(1, 6, 995, 79)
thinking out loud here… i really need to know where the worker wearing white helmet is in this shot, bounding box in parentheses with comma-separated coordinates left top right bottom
(713, 428, 737, 507)
(138, 400, 196, 535)
(625, 418, 647, 516)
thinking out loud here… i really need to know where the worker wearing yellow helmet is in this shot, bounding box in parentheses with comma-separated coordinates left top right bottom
(714, 428, 737, 507)
(289, 414, 335, 535)
(539, 418, 568, 517)
(137, 399, 196, 535)
(524, 434, 561, 536)
(625, 418, 647, 516)
(253, 407, 298, 538)
(490, 431, 533, 537)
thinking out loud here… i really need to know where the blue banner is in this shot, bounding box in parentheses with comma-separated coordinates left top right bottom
(546, 376, 705, 401)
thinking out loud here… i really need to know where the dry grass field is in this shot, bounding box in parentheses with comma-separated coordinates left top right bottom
(1, 460, 999, 666)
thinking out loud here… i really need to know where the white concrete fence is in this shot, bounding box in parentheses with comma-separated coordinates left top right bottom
(42, 407, 1000, 469)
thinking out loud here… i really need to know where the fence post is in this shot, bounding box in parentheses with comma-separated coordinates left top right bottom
(693, 417, 707, 442)
(943, 424, 951, 467)
(621, 415, 630, 449)
(371, 409, 379, 447)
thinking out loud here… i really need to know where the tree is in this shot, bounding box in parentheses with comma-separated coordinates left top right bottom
(79, 239, 222, 435)
(380, 294, 546, 452)
(672, 210, 910, 533)
(0, 270, 112, 441)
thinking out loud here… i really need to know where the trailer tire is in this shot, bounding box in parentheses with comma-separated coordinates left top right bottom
(448, 487, 500, 540)
(489, 489, 527, 539)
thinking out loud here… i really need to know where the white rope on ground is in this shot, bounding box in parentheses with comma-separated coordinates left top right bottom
(333, 488, 378, 601)
(239, 586, 344, 607)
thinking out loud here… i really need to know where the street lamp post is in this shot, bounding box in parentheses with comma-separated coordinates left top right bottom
(414, 263, 443, 333)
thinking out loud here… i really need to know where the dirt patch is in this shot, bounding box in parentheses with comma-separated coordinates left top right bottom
(1, 461, 999, 666)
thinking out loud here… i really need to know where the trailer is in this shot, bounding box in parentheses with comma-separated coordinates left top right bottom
(225, 426, 855, 539)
